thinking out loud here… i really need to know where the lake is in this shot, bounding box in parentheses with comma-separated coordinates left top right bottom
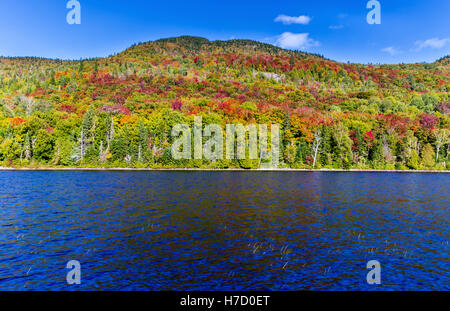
(0, 171, 448, 290)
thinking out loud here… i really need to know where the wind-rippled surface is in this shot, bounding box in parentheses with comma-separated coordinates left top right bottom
(0, 171, 448, 290)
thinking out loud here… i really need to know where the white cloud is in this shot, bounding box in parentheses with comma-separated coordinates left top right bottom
(414, 37, 450, 50)
(329, 25, 344, 30)
(276, 32, 319, 50)
(381, 46, 402, 56)
(274, 14, 311, 25)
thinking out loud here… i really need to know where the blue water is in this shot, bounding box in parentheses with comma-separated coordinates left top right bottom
(0, 171, 448, 291)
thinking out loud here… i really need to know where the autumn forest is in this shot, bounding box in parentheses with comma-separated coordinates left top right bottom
(0, 36, 449, 170)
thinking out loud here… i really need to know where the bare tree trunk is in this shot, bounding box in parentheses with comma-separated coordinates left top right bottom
(80, 128, 85, 162)
(312, 129, 322, 168)
(99, 140, 105, 163)
(138, 144, 142, 163)
(434, 129, 449, 163)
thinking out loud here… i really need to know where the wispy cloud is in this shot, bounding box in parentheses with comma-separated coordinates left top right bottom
(414, 37, 450, 50)
(329, 25, 344, 30)
(276, 32, 319, 50)
(381, 46, 402, 56)
(274, 14, 311, 25)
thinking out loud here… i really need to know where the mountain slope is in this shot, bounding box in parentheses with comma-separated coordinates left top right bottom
(0, 36, 448, 169)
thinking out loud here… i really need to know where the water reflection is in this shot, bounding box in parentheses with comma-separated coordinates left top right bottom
(0, 171, 448, 290)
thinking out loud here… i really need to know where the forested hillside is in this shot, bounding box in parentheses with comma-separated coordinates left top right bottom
(0, 36, 449, 169)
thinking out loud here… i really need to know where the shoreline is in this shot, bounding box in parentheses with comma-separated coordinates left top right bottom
(0, 166, 449, 173)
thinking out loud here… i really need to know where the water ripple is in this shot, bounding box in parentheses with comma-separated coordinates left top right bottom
(0, 171, 448, 290)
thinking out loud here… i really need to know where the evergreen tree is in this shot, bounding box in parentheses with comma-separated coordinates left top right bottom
(408, 150, 419, 170)
(421, 144, 435, 168)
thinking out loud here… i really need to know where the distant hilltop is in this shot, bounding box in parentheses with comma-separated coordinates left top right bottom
(120, 36, 328, 62)
(0, 36, 448, 66)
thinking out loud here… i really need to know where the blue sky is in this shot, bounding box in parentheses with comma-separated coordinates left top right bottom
(0, 0, 449, 64)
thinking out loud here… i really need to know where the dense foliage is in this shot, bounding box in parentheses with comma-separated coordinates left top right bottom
(0, 36, 449, 169)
